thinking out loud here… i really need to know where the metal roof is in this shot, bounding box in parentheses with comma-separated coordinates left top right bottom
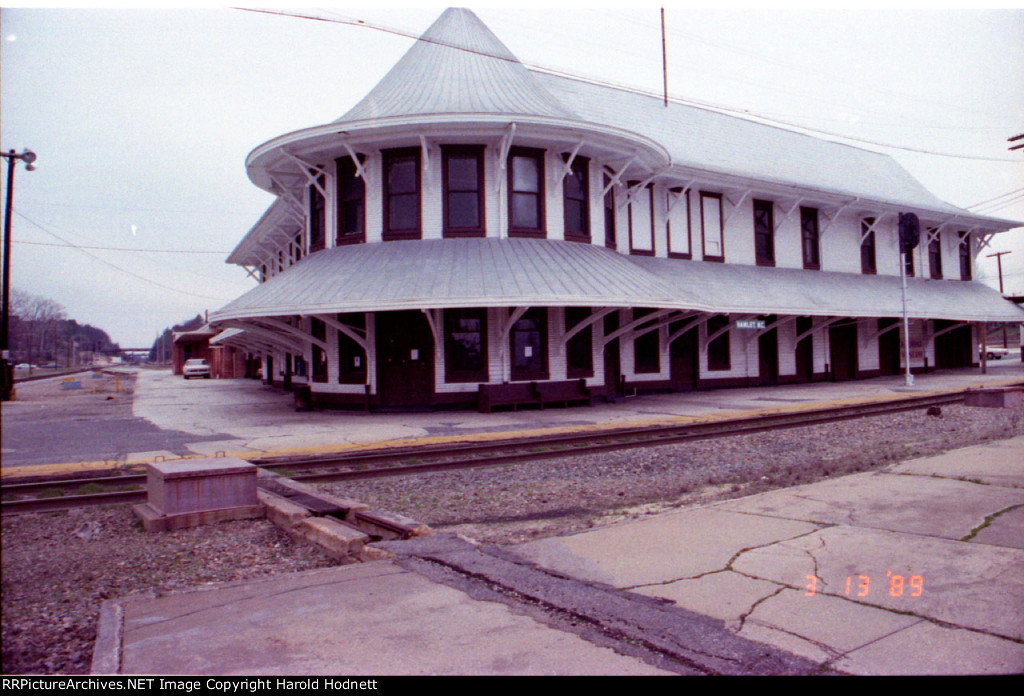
(336, 8, 576, 123)
(533, 72, 988, 222)
(211, 238, 1024, 324)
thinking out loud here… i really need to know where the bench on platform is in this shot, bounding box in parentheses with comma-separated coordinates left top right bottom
(477, 382, 540, 413)
(535, 379, 593, 409)
(477, 379, 593, 413)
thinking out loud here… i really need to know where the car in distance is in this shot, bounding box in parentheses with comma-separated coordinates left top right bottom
(979, 345, 1011, 360)
(183, 358, 211, 379)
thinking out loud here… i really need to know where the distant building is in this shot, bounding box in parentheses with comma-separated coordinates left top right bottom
(210, 8, 1024, 410)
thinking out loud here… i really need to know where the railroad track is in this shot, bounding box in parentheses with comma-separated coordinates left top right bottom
(1, 389, 976, 514)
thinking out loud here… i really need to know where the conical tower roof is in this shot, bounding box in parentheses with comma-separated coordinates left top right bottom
(336, 8, 577, 123)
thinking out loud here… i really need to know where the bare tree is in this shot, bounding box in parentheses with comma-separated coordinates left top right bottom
(9, 289, 66, 365)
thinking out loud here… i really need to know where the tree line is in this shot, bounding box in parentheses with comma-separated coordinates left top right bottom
(7, 288, 121, 366)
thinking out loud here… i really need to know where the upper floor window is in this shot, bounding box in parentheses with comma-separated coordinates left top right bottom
(628, 182, 654, 256)
(442, 146, 485, 237)
(667, 188, 691, 259)
(444, 308, 487, 382)
(801, 206, 820, 270)
(958, 231, 972, 281)
(292, 231, 303, 264)
(383, 148, 421, 240)
(753, 199, 775, 267)
(603, 175, 616, 249)
(508, 147, 545, 238)
(309, 176, 326, 253)
(860, 218, 877, 275)
(700, 192, 724, 262)
(563, 155, 590, 243)
(928, 229, 942, 279)
(335, 156, 365, 246)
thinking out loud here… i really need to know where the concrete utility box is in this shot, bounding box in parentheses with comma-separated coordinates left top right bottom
(964, 386, 1023, 409)
(133, 457, 262, 532)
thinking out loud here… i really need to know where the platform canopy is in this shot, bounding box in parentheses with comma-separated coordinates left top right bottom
(210, 238, 1024, 324)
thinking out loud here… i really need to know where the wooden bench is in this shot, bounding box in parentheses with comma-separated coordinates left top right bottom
(478, 380, 594, 412)
(535, 379, 593, 409)
(477, 382, 541, 413)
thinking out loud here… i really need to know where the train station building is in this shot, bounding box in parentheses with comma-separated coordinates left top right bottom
(209, 8, 1024, 411)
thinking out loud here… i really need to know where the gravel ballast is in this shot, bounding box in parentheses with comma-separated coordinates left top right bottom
(2, 400, 1021, 675)
(324, 402, 1024, 544)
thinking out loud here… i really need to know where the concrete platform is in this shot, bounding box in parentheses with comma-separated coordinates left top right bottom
(96, 436, 1024, 676)
(130, 361, 1024, 466)
(5, 362, 1021, 477)
(96, 561, 669, 676)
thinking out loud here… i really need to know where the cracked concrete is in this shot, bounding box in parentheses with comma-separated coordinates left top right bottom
(511, 438, 1024, 675)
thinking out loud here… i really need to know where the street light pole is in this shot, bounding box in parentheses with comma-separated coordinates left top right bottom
(1, 148, 38, 400)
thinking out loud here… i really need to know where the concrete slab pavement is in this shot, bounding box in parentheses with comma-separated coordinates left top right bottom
(99, 561, 670, 676)
(512, 436, 1024, 675)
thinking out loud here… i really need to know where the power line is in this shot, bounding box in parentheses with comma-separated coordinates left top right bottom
(14, 239, 230, 254)
(967, 187, 1024, 210)
(241, 7, 1022, 163)
(12, 211, 234, 302)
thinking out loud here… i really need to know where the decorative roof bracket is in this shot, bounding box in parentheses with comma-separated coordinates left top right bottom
(776, 199, 804, 231)
(341, 142, 368, 181)
(794, 316, 844, 344)
(666, 180, 697, 214)
(420, 135, 431, 174)
(722, 190, 753, 227)
(703, 314, 756, 350)
(312, 314, 370, 353)
(624, 167, 669, 206)
(278, 149, 329, 198)
(498, 123, 517, 170)
(559, 308, 617, 348)
(820, 198, 858, 238)
(860, 211, 891, 244)
(602, 156, 637, 197)
(558, 138, 586, 184)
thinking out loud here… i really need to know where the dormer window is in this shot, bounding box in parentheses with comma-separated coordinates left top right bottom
(507, 147, 545, 238)
(442, 146, 485, 237)
(383, 148, 421, 241)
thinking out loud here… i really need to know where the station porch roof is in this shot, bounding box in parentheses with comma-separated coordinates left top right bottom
(210, 238, 1024, 325)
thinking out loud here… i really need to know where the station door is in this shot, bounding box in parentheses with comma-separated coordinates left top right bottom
(376, 310, 435, 408)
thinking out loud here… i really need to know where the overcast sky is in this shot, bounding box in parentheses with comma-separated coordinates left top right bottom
(2, 3, 1022, 348)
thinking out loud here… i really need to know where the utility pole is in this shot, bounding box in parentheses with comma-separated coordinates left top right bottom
(1, 148, 38, 400)
(988, 250, 1011, 347)
(661, 8, 669, 108)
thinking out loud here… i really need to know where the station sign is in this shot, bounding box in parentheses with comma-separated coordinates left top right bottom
(735, 319, 766, 330)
